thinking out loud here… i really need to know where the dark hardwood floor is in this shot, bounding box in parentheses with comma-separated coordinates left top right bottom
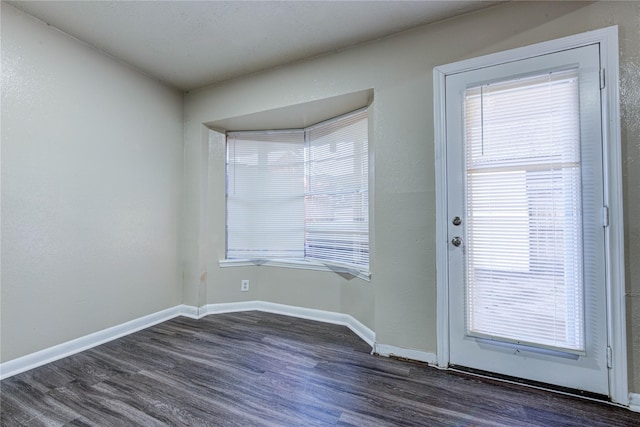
(1, 311, 639, 426)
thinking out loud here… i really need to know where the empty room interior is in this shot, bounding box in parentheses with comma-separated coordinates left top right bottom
(2, 0, 640, 425)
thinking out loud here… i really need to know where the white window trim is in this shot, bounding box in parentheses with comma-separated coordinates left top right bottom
(219, 258, 371, 281)
(433, 26, 627, 406)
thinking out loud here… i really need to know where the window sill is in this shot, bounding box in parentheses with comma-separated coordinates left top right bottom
(218, 258, 371, 281)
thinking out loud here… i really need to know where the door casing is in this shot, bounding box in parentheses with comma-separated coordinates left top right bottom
(433, 26, 628, 405)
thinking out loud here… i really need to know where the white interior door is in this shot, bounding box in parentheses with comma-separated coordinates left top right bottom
(445, 43, 609, 395)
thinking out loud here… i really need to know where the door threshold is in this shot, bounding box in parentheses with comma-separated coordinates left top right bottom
(448, 365, 610, 403)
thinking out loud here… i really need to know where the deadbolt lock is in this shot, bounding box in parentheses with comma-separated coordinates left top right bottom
(452, 216, 462, 226)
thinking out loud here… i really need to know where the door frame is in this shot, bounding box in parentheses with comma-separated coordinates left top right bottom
(433, 26, 628, 406)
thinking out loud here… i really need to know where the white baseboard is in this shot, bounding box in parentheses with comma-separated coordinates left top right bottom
(179, 304, 200, 319)
(0, 302, 376, 381)
(0, 305, 187, 380)
(201, 301, 439, 368)
(201, 301, 258, 317)
(201, 301, 376, 348)
(9, 301, 632, 411)
(373, 343, 437, 365)
(629, 393, 640, 412)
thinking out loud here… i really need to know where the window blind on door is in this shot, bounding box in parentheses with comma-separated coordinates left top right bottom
(464, 69, 585, 352)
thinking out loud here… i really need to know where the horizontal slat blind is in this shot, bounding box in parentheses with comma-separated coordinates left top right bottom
(464, 69, 585, 352)
(305, 110, 369, 267)
(227, 131, 305, 259)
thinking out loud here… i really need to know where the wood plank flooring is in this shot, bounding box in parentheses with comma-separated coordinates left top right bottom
(1, 311, 639, 426)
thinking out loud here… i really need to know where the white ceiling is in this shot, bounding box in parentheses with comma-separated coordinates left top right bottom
(7, 1, 502, 91)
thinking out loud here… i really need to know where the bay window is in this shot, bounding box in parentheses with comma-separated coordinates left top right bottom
(224, 108, 369, 276)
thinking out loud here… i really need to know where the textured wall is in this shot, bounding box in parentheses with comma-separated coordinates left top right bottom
(184, 1, 640, 393)
(618, 0, 640, 396)
(1, 4, 184, 362)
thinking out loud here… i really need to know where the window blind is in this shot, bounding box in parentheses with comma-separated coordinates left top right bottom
(226, 131, 305, 259)
(464, 69, 585, 352)
(226, 109, 369, 272)
(305, 109, 369, 267)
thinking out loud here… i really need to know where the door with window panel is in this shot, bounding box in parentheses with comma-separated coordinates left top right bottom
(445, 44, 609, 395)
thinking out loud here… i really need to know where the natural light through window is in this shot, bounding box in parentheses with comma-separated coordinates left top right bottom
(225, 109, 369, 276)
(464, 69, 585, 352)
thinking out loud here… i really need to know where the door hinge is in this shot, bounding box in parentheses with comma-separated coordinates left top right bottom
(600, 68, 606, 89)
(602, 206, 610, 227)
(606, 346, 613, 369)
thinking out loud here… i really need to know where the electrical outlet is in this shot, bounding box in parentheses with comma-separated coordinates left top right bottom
(241, 279, 249, 292)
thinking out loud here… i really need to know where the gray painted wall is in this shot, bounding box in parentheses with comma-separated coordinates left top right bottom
(1, 4, 184, 362)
